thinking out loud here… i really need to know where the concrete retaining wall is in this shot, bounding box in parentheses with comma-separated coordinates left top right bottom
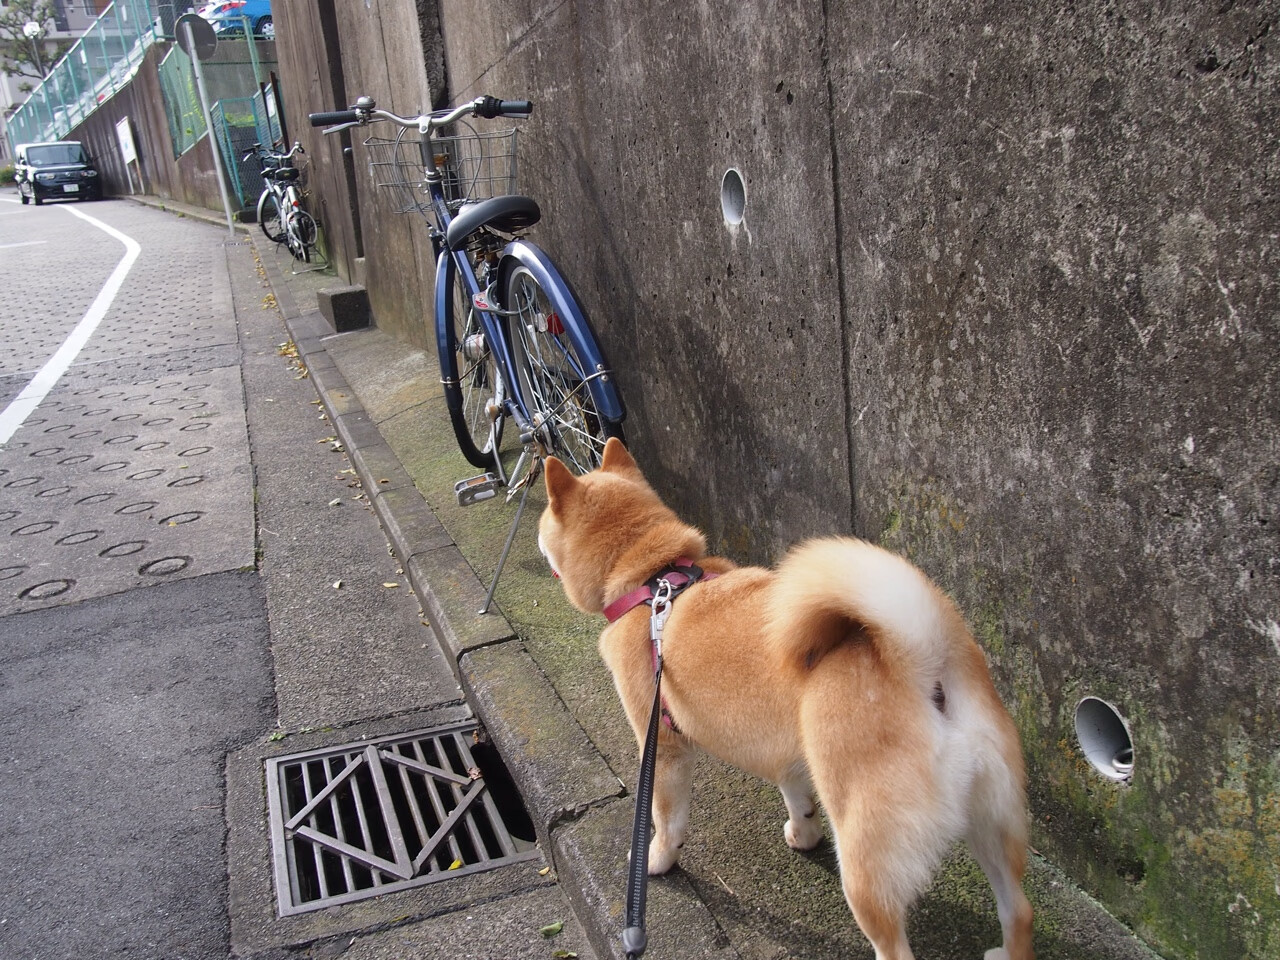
(271, 3, 1280, 958)
(273, 0, 446, 351)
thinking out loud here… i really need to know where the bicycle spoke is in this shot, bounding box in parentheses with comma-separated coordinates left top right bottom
(509, 282, 607, 472)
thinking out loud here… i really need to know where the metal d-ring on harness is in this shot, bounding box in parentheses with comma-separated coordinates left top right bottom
(607, 560, 717, 959)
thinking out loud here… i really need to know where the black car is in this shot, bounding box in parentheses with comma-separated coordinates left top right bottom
(15, 141, 103, 205)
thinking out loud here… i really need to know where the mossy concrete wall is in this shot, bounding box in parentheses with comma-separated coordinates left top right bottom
(275, 2, 1279, 958)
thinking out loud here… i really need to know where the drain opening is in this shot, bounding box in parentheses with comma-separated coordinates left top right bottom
(1074, 696, 1134, 782)
(266, 722, 538, 915)
(721, 168, 746, 226)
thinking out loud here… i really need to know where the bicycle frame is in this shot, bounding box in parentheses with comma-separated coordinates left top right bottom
(423, 155, 623, 446)
(248, 141, 317, 264)
(311, 94, 624, 609)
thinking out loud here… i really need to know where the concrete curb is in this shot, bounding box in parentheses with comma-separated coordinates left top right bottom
(246, 239, 734, 960)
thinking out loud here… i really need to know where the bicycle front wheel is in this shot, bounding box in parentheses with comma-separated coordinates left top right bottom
(438, 264, 504, 470)
(258, 191, 284, 243)
(504, 266, 622, 473)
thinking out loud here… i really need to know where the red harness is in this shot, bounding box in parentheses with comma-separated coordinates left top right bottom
(602, 558, 718, 731)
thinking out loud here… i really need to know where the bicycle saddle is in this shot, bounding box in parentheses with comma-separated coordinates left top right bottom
(446, 195, 541, 250)
(271, 167, 300, 182)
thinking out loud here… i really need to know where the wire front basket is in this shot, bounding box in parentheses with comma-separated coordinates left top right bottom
(365, 127, 519, 216)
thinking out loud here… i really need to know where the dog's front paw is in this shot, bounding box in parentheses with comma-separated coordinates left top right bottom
(647, 839, 681, 875)
(784, 815, 823, 851)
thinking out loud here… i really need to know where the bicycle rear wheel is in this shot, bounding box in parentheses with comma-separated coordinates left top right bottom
(258, 191, 284, 243)
(290, 210, 318, 262)
(438, 263, 504, 470)
(504, 265, 622, 473)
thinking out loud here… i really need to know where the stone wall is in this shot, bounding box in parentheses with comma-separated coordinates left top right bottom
(274, 2, 1280, 957)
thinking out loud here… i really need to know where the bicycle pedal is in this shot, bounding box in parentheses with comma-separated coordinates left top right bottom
(455, 472, 502, 506)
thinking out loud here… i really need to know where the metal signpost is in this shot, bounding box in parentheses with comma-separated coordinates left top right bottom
(175, 13, 236, 237)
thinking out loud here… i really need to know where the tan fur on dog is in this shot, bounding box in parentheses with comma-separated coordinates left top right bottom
(539, 438, 1034, 960)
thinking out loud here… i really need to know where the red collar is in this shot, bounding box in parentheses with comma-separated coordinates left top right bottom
(602, 558, 717, 623)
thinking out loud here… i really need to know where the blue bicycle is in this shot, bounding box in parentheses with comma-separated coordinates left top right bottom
(309, 96, 625, 487)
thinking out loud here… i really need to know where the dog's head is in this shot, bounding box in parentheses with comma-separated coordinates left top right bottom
(539, 437, 687, 614)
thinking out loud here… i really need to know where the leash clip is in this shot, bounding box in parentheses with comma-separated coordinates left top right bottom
(649, 578, 673, 667)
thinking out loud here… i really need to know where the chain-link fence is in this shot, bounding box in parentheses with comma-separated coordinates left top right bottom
(213, 93, 283, 206)
(155, 15, 275, 154)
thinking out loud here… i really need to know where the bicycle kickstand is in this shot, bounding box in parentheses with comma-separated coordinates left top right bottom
(479, 454, 542, 615)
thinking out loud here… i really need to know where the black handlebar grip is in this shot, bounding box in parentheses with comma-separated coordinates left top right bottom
(499, 100, 533, 118)
(475, 96, 534, 119)
(309, 110, 359, 127)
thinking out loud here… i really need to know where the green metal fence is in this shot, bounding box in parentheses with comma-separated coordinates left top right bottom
(8, 3, 277, 178)
(149, 13, 277, 162)
(213, 95, 283, 206)
(6, 0, 172, 147)
(156, 43, 202, 157)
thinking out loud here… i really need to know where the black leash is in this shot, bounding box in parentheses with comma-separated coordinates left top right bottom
(622, 670, 663, 958)
(621, 579, 674, 959)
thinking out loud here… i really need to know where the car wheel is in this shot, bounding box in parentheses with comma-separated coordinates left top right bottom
(33, 194, 43, 206)
(258, 16, 274, 40)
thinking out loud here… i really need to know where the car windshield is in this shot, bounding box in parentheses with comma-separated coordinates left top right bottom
(27, 144, 86, 166)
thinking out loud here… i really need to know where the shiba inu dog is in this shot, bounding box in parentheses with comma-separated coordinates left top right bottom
(538, 438, 1034, 960)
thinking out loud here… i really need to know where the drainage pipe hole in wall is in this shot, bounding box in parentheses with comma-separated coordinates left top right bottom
(1074, 696, 1134, 782)
(721, 168, 746, 226)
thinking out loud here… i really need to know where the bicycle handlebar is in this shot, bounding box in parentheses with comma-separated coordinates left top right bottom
(308, 110, 359, 127)
(307, 95, 534, 134)
(244, 140, 304, 164)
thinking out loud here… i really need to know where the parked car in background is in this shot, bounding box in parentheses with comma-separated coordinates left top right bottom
(200, 0, 273, 40)
(14, 142, 102, 205)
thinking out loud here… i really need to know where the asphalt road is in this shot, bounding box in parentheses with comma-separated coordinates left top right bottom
(0, 195, 592, 960)
(0, 197, 275, 959)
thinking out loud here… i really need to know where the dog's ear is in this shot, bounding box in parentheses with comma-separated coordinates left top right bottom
(543, 455, 579, 513)
(600, 436, 638, 475)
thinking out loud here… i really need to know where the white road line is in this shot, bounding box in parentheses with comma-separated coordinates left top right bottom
(0, 240, 48, 249)
(0, 201, 141, 445)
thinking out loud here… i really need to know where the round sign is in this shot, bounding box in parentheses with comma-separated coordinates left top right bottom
(174, 13, 217, 61)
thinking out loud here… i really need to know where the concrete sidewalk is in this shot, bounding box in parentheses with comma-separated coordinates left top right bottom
(135, 195, 1166, 960)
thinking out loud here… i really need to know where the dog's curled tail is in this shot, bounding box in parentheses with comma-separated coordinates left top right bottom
(766, 537, 961, 690)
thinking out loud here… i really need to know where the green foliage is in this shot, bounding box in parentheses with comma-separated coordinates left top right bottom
(0, 164, 14, 185)
(0, 0, 71, 84)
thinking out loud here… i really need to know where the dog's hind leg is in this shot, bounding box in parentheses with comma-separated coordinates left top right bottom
(778, 766, 823, 850)
(648, 730, 696, 875)
(837, 862, 915, 960)
(799, 645, 933, 960)
(967, 820, 1034, 960)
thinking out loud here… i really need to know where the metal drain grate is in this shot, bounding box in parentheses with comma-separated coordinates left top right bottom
(265, 723, 538, 915)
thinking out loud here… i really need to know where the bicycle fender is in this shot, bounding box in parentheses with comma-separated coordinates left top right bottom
(256, 188, 273, 226)
(433, 250, 453, 384)
(496, 241, 626, 424)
